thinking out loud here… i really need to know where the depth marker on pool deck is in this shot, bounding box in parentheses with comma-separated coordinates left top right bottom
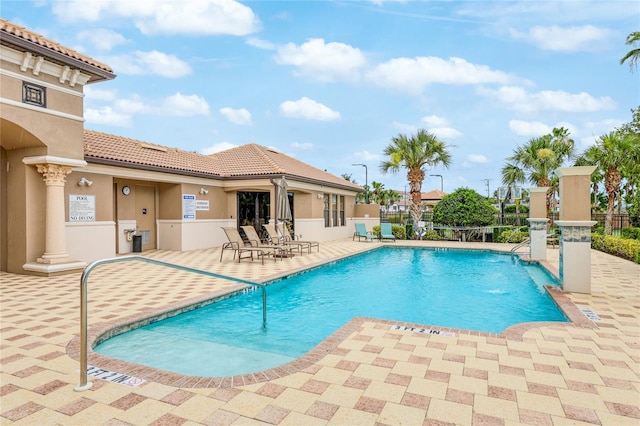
(391, 325, 455, 337)
(83, 365, 145, 387)
(577, 306, 602, 321)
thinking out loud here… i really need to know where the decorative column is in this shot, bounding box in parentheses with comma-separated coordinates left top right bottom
(22, 156, 87, 274)
(527, 187, 549, 260)
(554, 166, 597, 294)
(36, 164, 74, 263)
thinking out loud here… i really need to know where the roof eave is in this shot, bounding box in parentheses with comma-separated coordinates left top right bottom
(85, 157, 362, 191)
(1, 35, 116, 83)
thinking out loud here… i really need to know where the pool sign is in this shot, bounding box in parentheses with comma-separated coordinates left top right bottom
(182, 194, 196, 220)
(85, 365, 145, 387)
(69, 195, 95, 222)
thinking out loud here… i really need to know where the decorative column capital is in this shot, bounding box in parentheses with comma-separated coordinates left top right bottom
(35, 163, 73, 186)
(528, 187, 549, 194)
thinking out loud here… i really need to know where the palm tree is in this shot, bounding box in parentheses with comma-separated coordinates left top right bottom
(620, 31, 640, 72)
(574, 152, 604, 210)
(501, 127, 575, 214)
(380, 129, 452, 226)
(578, 131, 639, 234)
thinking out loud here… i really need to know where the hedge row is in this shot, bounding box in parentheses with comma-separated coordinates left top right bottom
(372, 224, 407, 240)
(591, 234, 640, 264)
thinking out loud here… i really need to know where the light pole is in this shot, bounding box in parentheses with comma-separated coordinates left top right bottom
(352, 163, 368, 203)
(430, 174, 443, 192)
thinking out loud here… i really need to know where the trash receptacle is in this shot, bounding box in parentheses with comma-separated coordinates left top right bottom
(132, 234, 142, 252)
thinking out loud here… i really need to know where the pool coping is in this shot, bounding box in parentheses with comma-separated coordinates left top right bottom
(66, 244, 597, 389)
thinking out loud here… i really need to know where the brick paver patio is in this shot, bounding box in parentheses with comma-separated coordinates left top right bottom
(1, 239, 639, 425)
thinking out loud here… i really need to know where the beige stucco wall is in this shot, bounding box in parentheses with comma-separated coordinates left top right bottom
(557, 167, 596, 221)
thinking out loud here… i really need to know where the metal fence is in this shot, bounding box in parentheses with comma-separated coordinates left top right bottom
(380, 211, 630, 231)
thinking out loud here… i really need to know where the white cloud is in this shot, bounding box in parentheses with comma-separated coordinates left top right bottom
(201, 142, 237, 155)
(162, 93, 210, 116)
(510, 25, 614, 52)
(105, 50, 191, 78)
(219, 107, 252, 125)
(391, 122, 418, 134)
(94, 93, 209, 119)
(114, 97, 148, 114)
(477, 86, 616, 112)
(366, 56, 515, 93)
(84, 106, 132, 127)
(466, 154, 489, 164)
(52, 0, 260, 36)
(291, 142, 314, 150)
(279, 97, 341, 121)
(352, 150, 381, 161)
(84, 86, 117, 102)
(432, 127, 463, 139)
(77, 29, 127, 51)
(420, 116, 462, 139)
(275, 38, 366, 82)
(509, 120, 552, 136)
(246, 37, 276, 50)
(421, 115, 448, 127)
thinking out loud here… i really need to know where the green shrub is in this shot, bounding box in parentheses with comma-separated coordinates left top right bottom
(503, 204, 529, 213)
(621, 227, 640, 240)
(496, 229, 528, 243)
(591, 233, 640, 264)
(423, 229, 441, 241)
(433, 188, 496, 226)
(405, 223, 414, 240)
(392, 225, 406, 240)
(372, 224, 407, 240)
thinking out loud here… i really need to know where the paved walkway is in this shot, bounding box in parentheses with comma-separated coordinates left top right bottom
(1, 240, 639, 425)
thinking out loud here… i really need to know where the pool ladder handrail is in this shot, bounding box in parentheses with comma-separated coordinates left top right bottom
(75, 255, 267, 392)
(510, 237, 531, 258)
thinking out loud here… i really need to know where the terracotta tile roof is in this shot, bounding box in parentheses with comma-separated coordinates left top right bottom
(421, 189, 447, 200)
(84, 130, 221, 177)
(84, 130, 362, 191)
(211, 144, 362, 189)
(0, 18, 114, 77)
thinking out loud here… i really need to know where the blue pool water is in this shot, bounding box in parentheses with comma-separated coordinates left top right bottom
(95, 247, 567, 376)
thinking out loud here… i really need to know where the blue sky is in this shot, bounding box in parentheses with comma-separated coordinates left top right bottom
(4, 0, 638, 196)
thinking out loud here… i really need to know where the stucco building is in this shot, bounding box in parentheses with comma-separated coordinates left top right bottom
(1, 19, 370, 276)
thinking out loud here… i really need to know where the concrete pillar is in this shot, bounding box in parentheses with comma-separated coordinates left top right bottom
(22, 156, 86, 275)
(36, 164, 74, 263)
(527, 187, 549, 260)
(554, 166, 597, 294)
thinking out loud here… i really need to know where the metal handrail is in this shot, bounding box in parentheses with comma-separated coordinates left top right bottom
(510, 237, 530, 257)
(74, 255, 266, 391)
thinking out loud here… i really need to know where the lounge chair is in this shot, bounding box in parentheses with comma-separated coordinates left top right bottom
(241, 225, 293, 258)
(277, 222, 320, 253)
(380, 222, 396, 242)
(263, 223, 307, 254)
(353, 223, 374, 242)
(220, 227, 276, 264)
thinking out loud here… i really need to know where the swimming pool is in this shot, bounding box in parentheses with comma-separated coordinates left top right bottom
(95, 247, 567, 376)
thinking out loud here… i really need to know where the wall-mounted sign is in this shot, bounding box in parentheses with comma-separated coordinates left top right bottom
(182, 194, 196, 220)
(69, 195, 96, 222)
(196, 200, 210, 211)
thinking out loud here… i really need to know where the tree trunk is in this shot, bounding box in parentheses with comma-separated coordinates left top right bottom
(407, 168, 425, 228)
(604, 167, 621, 235)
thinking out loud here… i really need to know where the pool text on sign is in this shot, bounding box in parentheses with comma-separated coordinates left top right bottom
(69, 195, 95, 222)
